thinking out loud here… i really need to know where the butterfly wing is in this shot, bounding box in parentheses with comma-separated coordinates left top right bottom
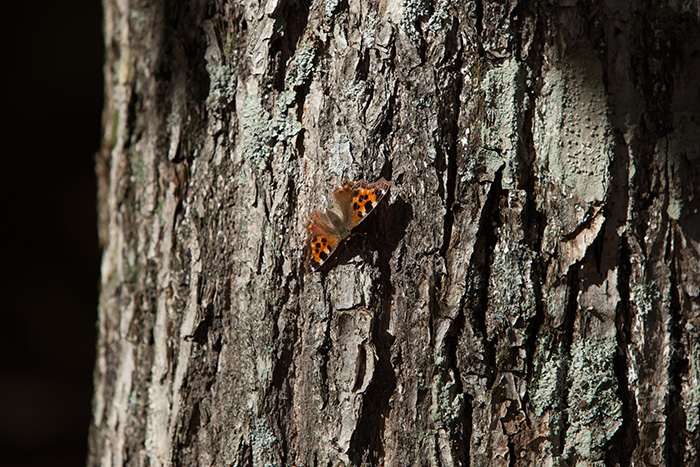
(307, 177, 390, 272)
(307, 209, 343, 270)
(334, 177, 391, 229)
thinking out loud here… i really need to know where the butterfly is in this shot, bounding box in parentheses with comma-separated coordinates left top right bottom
(307, 178, 391, 271)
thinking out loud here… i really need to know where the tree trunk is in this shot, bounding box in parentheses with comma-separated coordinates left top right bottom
(89, 0, 700, 465)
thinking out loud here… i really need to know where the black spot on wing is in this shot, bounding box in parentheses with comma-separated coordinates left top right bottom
(319, 251, 328, 261)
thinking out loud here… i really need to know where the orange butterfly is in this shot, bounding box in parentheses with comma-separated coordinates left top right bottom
(307, 178, 391, 271)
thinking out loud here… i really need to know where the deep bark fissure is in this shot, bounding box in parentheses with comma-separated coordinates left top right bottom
(431, 16, 471, 458)
(666, 234, 688, 466)
(347, 249, 396, 464)
(555, 265, 581, 458)
(507, 441, 516, 467)
(474, 0, 483, 36)
(240, 441, 253, 467)
(270, 1, 311, 92)
(462, 393, 473, 465)
(438, 25, 462, 259)
(524, 257, 545, 387)
(606, 234, 637, 467)
(445, 308, 468, 461)
(278, 312, 299, 466)
(603, 127, 637, 465)
(347, 351, 394, 465)
(517, 18, 545, 394)
(318, 302, 333, 409)
(470, 168, 504, 388)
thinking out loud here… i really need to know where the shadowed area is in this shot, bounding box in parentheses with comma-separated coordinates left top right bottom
(0, 2, 102, 466)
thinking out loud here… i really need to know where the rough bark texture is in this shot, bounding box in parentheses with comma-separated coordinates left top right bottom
(90, 0, 700, 466)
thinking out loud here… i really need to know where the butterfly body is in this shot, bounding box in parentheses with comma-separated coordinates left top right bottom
(307, 178, 390, 271)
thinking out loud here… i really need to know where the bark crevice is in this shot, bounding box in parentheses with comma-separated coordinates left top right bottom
(667, 236, 688, 466)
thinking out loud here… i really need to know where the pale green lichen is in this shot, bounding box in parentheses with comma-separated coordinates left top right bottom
(528, 337, 565, 417)
(479, 58, 527, 188)
(332, 23, 348, 50)
(111, 114, 120, 147)
(155, 199, 164, 227)
(328, 131, 352, 178)
(563, 335, 621, 463)
(129, 9, 148, 32)
(205, 63, 236, 111)
(284, 41, 316, 88)
(240, 91, 301, 173)
(274, 91, 303, 136)
(240, 94, 270, 172)
(362, 13, 378, 48)
(488, 246, 536, 324)
(251, 417, 280, 467)
(533, 46, 612, 204)
(129, 151, 147, 187)
(430, 370, 464, 429)
(325, 0, 340, 17)
(342, 80, 364, 101)
(399, 0, 430, 43)
(629, 283, 657, 318)
(667, 198, 683, 220)
(123, 248, 140, 285)
(685, 339, 700, 433)
(424, 0, 452, 35)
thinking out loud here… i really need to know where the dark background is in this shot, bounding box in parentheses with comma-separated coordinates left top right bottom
(1, 2, 103, 466)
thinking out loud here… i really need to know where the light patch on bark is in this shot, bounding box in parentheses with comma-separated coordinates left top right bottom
(330, 309, 376, 460)
(628, 281, 672, 464)
(563, 336, 622, 464)
(534, 44, 612, 206)
(103, 303, 137, 467)
(480, 58, 526, 188)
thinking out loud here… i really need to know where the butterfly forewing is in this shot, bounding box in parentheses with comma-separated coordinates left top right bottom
(346, 178, 390, 228)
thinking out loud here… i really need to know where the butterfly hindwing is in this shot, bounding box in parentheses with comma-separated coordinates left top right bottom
(307, 209, 342, 271)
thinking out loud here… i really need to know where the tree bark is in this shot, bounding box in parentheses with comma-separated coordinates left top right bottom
(90, 0, 700, 466)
